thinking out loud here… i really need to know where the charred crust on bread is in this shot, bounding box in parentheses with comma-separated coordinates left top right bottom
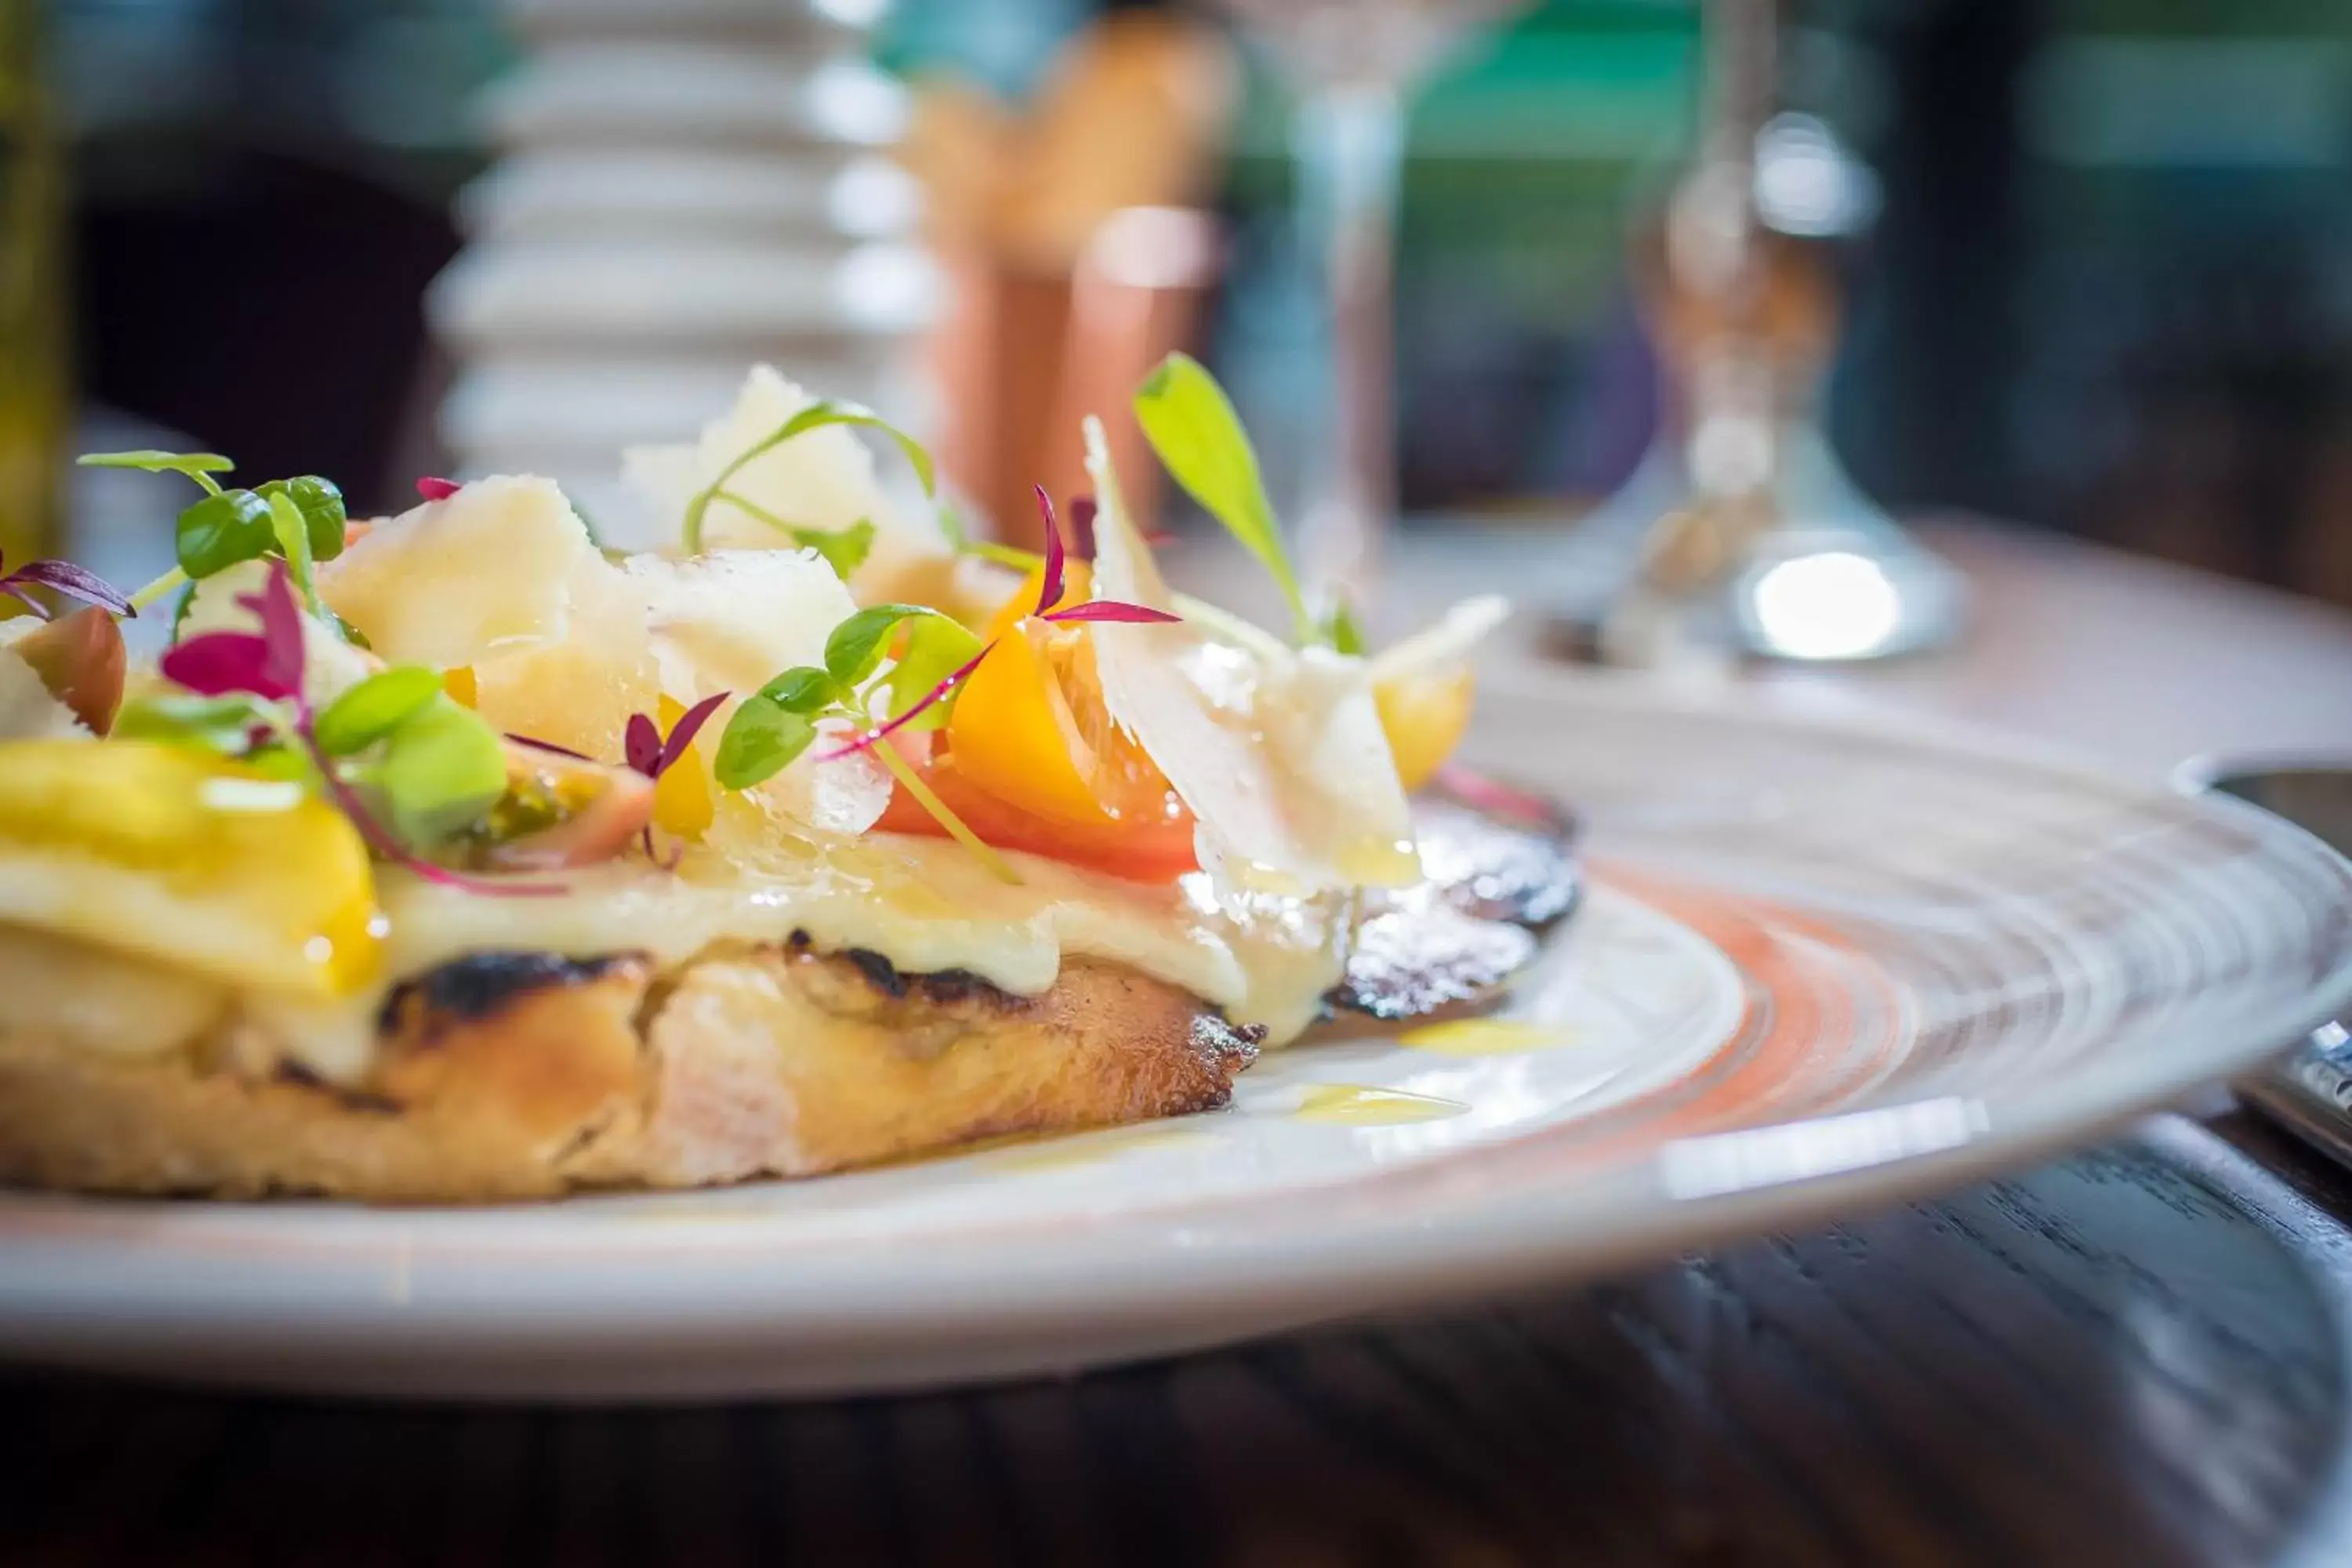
(379, 951, 639, 1037)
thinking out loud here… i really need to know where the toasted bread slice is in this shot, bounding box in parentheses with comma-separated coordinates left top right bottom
(0, 946, 1261, 1202)
(0, 787, 1573, 1203)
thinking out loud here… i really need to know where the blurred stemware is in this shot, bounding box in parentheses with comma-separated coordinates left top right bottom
(1208, 0, 1528, 625)
(1555, 0, 1963, 668)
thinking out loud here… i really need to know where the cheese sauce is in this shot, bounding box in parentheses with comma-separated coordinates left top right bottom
(377, 830, 1347, 1055)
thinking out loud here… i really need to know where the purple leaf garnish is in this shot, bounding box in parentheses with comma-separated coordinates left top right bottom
(231, 561, 307, 707)
(416, 476, 462, 502)
(160, 632, 297, 703)
(1040, 601, 1182, 626)
(819, 641, 996, 763)
(1034, 485, 1065, 616)
(622, 691, 731, 782)
(623, 712, 662, 776)
(5, 560, 135, 618)
(1068, 495, 1098, 562)
(0, 550, 137, 621)
(655, 692, 728, 777)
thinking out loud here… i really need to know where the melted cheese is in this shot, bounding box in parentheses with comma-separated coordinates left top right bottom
(371, 832, 1345, 1061)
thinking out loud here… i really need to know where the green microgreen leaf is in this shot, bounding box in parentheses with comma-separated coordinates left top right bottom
(112, 691, 283, 756)
(703, 487, 878, 579)
(371, 693, 509, 846)
(264, 488, 323, 619)
(824, 603, 938, 688)
(169, 581, 198, 641)
(884, 614, 985, 733)
(174, 489, 274, 580)
(256, 475, 347, 564)
(681, 401, 936, 554)
(756, 666, 844, 714)
(78, 450, 234, 494)
(1322, 598, 1367, 657)
(1133, 352, 1310, 641)
(713, 697, 818, 790)
(313, 666, 443, 757)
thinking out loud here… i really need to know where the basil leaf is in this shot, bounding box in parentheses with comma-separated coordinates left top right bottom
(883, 614, 985, 733)
(313, 666, 443, 757)
(77, 450, 234, 478)
(1133, 352, 1308, 637)
(793, 518, 875, 579)
(112, 690, 281, 755)
(264, 488, 321, 615)
(175, 489, 274, 579)
(713, 697, 817, 789)
(372, 694, 510, 845)
(824, 603, 935, 688)
(256, 476, 347, 564)
(756, 666, 844, 715)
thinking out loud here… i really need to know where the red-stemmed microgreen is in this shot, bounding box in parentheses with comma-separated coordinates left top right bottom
(78, 449, 350, 623)
(415, 475, 463, 501)
(622, 691, 728, 860)
(1028, 485, 1179, 628)
(130, 561, 554, 895)
(0, 551, 136, 621)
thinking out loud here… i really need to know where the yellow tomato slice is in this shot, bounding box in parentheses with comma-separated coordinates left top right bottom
(0, 739, 381, 995)
(652, 693, 714, 840)
(1374, 666, 1476, 792)
(947, 619, 1118, 828)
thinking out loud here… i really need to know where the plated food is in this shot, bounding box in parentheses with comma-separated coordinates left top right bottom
(0, 357, 1563, 1201)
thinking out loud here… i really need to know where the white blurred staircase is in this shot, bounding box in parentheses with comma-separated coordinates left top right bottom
(429, 0, 938, 547)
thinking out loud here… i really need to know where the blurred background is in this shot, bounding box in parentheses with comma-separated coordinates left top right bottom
(13, 0, 2352, 607)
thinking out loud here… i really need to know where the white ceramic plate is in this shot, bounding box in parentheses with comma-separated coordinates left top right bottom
(5, 670, 2348, 1403)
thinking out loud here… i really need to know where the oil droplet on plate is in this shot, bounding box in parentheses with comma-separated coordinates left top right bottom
(1397, 1020, 1579, 1057)
(1294, 1084, 1469, 1126)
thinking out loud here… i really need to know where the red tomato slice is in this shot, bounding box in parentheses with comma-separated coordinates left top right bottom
(873, 748, 1200, 884)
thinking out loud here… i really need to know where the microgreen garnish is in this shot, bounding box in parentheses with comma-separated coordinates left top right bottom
(81, 448, 350, 621)
(134, 560, 550, 895)
(623, 692, 728, 859)
(937, 505, 1044, 573)
(0, 551, 136, 621)
(415, 475, 462, 501)
(711, 600, 1014, 882)
(1133, 352, 1312, 642)
(1321, 598, 1367, 657)
(1029, 486, 1180, 628)
(681, 401, 935, 557)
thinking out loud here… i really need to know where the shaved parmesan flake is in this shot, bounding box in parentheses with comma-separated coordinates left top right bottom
(321, 475, 598, 666)
(1084, 418, 1417, 893)
(1363, 595, 1510, 684)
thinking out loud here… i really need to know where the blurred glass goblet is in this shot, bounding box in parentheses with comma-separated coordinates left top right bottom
(1207, 0, 1529, 625)
(1555, 0, 1963, 669)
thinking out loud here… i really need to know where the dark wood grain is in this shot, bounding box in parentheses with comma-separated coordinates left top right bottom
(5, 1115, 2349, 1567)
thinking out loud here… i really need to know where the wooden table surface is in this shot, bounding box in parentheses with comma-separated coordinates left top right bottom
(9, 521, 2352, 1567)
